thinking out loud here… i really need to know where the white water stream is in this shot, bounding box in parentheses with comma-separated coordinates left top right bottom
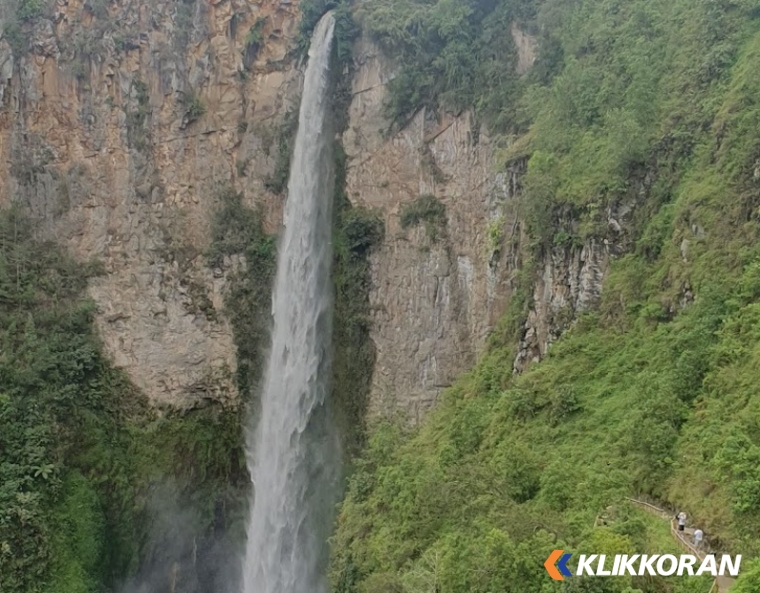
(242, 13, 338, 593)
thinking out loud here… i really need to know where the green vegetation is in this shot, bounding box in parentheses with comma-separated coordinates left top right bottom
(13, 0, 760, 590)
(84, 0, 109, 20)
(735, 560, 760, 592)
(182, 92, 206, 126)
(0, 207, 104, 592)
(265, 108, 299, 195)
(358, 0, 533, 129)
(3, 0, 47, 55)
(332, 145, 385, 455)
(2, 22, 25, 56)
(243, 17, 268, 67)
(265, 0, 359, 194)
(487, 215, 506, 263)
(400, 194, 447, 242)
(330, 0, 760, 591)
(0, 206, 248, 593)
(174, 0, 198, 48)
(125, 79, 151, 151)
(296, 0, 359, 68)
(16, 0, 45, 22)
(359, 0, 760, 247)
(208, 189, 277, 398)
(330, 264, 760, 591)
(328, 0, 385, 455)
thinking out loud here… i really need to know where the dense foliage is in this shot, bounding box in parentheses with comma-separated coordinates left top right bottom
(0, 208, 108, 592)
(332, 144, 385, 455)
(331, 0, 760, 591)
(209, 189, 277, 397)
(359, 0, 534, 129)
(399, 194, 447, 242)
(0, 208, 248, 593)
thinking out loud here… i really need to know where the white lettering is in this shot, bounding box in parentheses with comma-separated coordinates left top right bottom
(596, 555, 612, 576)
(677, 555, 697, 576)
(577, 555, 598, 576)
(566, 553, 739, 579)
(638, 554, 660, 576)
(697, 555, 717, 577)
(620, 554, 640, 575)
(656, 555, 677, 576)
(719, 555, 741, 577)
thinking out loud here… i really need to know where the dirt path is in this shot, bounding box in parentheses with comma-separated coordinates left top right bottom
(625, 498, 735, 592)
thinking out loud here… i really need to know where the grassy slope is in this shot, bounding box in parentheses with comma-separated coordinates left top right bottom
(330, 0, 760, 591)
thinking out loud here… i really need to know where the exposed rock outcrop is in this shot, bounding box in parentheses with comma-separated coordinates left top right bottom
(344, 38, 522, 421)
(513, 239, 609, 372)
(0, 0, 302, 409)
(0, 1, 617, 419)
(511, 23, 537, 75)
(345, 31, 629, 416)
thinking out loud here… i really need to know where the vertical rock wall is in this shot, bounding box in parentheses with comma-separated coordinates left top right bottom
(0, 4, 620, 418)
(344, 27, 626, 419)
(344, 37, 523, 421)
(0, 0, 303, 409)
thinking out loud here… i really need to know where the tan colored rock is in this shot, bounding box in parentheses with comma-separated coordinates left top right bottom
(346, 33, 622, 419)
(511, 23, 537, 75)
(0, 2, 615, 419)
(0, 0, 303, 409)
(344, 37, 521, 422)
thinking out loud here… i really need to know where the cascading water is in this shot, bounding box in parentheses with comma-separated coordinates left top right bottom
(242, 12, 338, 593)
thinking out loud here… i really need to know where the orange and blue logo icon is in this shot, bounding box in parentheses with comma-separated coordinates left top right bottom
(544, 549, 573, 581)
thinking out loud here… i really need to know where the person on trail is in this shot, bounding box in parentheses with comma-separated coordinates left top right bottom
(694, 528, 704, 550)
(677, 511, 687, 532)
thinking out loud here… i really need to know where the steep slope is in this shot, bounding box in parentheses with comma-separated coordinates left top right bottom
(330, 0, 760, 591)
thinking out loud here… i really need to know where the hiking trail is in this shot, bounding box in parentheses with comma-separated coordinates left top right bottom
(626, 498, 735, 593)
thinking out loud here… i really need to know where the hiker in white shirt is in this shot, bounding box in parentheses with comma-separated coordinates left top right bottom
(677, 511, 687, 532)
(693, 528, 704, 550)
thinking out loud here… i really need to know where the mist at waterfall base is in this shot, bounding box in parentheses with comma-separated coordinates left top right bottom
(243, 12, 339, 593)
(117, 482, 242, 593)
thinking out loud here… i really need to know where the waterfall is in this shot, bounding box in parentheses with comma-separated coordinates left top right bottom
(242, 13, 338, 593)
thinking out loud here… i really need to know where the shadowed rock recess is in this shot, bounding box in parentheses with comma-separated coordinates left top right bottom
(6, 0, 760, 591)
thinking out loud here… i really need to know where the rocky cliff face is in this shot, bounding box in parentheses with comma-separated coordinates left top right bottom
(343, 27, 628, 418)
(513, 238, 609, 371)
(343, 37, 525, 421)
(0, 0, 302, 409)
(512, 173, 648, 372)
(0, 1, 614, 418)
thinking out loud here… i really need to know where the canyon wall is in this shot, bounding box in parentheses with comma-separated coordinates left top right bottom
(0, 0, 615, 418)
(0, 0, 302, 409)
(343, 37, 520, 421)
(343, 31, 616, 420)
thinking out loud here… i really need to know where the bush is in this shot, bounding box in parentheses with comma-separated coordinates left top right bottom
(17, 0, 45, 22)
(264, 109, 299, 194)
(399, 195, 447, 242)
(341, 207, 384, 257)
(182, 92, 206, 125)
(208, 189, 276, 396)
(359, 0, 530, 128)
(242, 17, 267, 68)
